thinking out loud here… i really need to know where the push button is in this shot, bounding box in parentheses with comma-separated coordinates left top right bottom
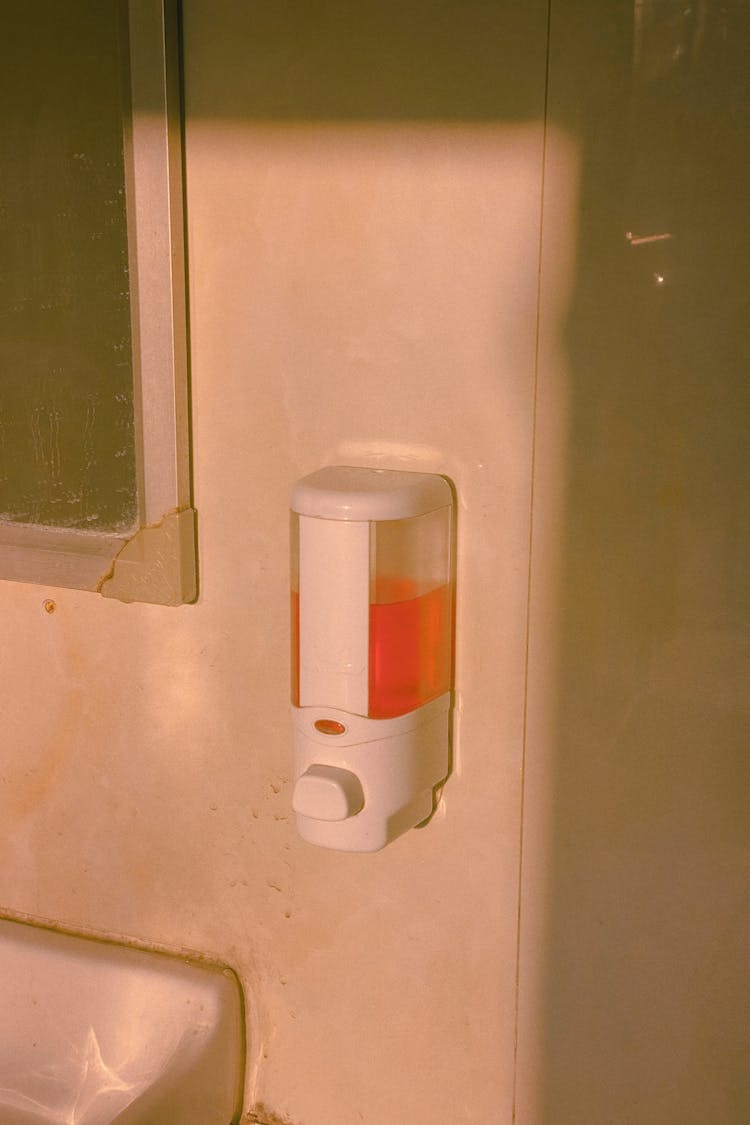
(292, 764, 364, 821)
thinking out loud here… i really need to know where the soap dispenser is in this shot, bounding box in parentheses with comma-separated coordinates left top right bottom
(290, 465, 454, 852)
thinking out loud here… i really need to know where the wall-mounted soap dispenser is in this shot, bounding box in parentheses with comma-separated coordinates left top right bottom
(290, 465, 454, 852)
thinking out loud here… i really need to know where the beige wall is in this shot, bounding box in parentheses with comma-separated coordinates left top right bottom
(0, 5, 559, 1124)
(4, 5, 748, 1124)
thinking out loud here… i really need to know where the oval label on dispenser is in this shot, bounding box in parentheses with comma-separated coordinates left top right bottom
(314, 718, 347, 736)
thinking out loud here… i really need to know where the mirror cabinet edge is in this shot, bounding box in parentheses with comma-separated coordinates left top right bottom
(0, 0, 196, 608)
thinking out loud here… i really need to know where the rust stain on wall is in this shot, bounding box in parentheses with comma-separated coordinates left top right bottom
(9, 689, 81, 820)
(246, 1106, 300, 1125)
(7, 616, 84, 821)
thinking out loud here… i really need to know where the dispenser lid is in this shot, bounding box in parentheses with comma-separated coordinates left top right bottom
(291, 466, 452, 521)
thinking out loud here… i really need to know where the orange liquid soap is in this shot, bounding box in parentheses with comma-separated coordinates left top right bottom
(368, 581, 452, 720)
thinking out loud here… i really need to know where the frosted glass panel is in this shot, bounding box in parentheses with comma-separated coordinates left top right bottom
(536, 2, 750, 1122)
(0, 1, 137, 532)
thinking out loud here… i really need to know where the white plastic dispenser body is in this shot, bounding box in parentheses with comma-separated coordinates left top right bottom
(290, 466, 454, 852)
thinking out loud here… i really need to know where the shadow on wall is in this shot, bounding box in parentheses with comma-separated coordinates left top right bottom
(182, 0, 545, 122)
(541, 2, 750, 1122)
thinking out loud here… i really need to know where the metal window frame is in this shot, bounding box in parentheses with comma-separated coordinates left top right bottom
(0, 0, 196, 606)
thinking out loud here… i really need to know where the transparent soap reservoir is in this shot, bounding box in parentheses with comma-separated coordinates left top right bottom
(368, 508, 452, 718)
(290, 466, 453, 720)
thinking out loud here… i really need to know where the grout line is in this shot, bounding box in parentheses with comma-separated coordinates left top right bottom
(512, 1, 553, 1120)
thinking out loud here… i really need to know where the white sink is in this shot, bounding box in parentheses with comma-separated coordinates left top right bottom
(0, 918, 244, 1124)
